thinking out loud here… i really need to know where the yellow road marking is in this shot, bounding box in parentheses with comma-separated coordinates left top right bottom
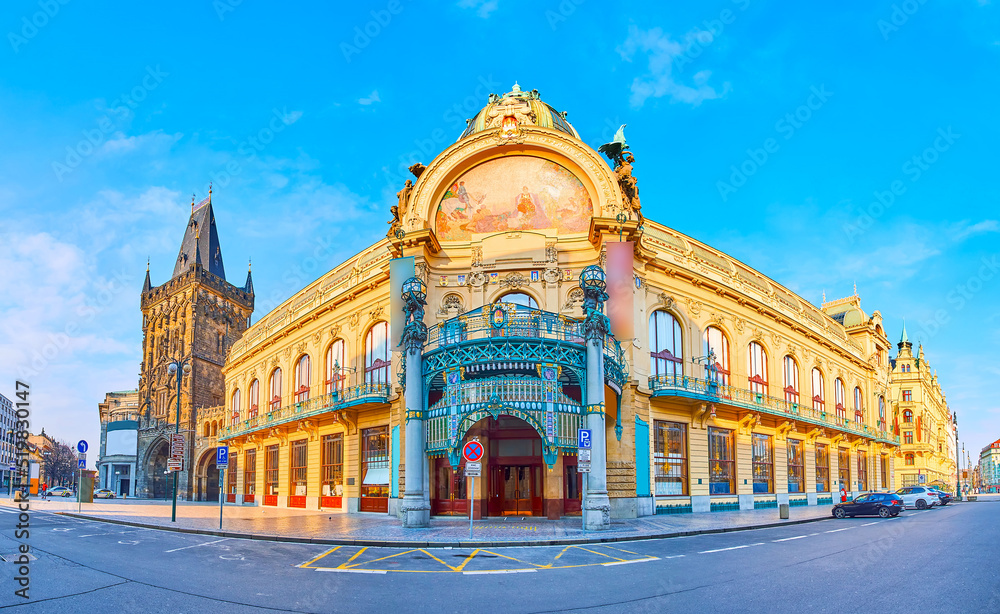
(452, 549, 481, 572)
(598, 544, 641, 556)
(345, 549, 417, 569)
(478, 549, 547, 568)
(571, 546, 626, 561)
(299, 546, 340, 568)
(418, 549, 461, 571)
(339, 547, 368, 568)
(552, 545, 574, 561)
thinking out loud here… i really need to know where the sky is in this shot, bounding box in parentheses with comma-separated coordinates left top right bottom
(0, 1, 997, 470)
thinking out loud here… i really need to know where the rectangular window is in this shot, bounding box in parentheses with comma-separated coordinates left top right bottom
(857, 450, 868, 492)
(290, 439, 307, 496)
(838, 448, 851, 492)
(787, 439, 804, 494)
(322, 434, 344, 496)
(904, 431, 914, 444)
(815, 443, 830, 492)
(902, 390, 912, 402)
(708, 427, 735, 495)
(752, 433, 774, 494)
(265, 444, 279, 496)
(227, 452, 238, 495)
(244, 449, 256, 496)
(361, 426, 390, 500)
(881, 456, 889, 489)
(653, 421, 688, 496)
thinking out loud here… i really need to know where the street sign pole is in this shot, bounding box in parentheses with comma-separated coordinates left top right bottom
(217, 445, 228, 530)
(469, 474, 475, 539)
(219, 468, 225, 530)
(462, 439, 484, 540)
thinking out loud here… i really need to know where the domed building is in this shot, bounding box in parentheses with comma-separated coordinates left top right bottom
(213, 84, 901, 528)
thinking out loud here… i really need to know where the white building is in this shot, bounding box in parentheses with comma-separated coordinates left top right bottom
(97, 390, 140, 496)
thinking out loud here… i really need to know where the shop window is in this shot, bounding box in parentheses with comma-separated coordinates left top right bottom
(815, 443, 830, 492)
(708, 427, 735, 495)
(361, 426, 390, 509)
(787, 439, 804, 494)
(752, 433, 774, 494)
(290, 439, 307, 496)
(265, 445, 279, 496)
(838, 448, 851, 491)
(322, 434, 344, 497)
(857, 451, 869, 491)
(653, 421, 687, 496)
(227, 453, 238, 497)
(244, 449, 256, 498)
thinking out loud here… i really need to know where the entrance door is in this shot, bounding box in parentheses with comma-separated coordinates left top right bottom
(119, 479, 130, 497)
(431, 459, 467, 515)
(502, 466, 533, 515)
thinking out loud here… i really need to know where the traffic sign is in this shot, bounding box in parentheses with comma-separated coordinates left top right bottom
(463, 440, 484, 463)
(77, 459, 86, 469)
(578, 429, 592, 449)
(578, 461, 591, 473)
(216, 446, 229, 468)
(465, 461, 482, 477)
(578, 449, 591, 462)
(170, 434, 185, 462)
(78, 453, 87, 461)
(77, 440, 88, 454)
(918, 474, 926, 484)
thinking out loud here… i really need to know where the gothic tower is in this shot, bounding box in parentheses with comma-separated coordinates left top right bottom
(135, 194, 254, 499)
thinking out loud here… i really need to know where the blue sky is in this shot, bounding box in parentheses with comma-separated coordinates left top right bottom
(1, 1, 997, 470)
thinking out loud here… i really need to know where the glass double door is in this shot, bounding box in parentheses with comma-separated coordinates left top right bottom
(431, 459, 468, 516)
(490, 465, 541, 516)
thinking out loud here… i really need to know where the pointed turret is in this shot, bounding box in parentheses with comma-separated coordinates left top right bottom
(142, 259, 151, 293)
(244, 259, 254, 294)
(898, 320, 912, 352)
(172, 190, 226, 280)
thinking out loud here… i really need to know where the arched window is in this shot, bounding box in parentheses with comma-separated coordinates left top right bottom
(748, 342, 768, 394)
(231, 388, 241, 424)
(903, 409, 913, 423)
(269, 367, 283, 411)
(212, 421, 218, 437)
(649, 311, 683, 380)
(326, 340, 346, 394)
(878, 396, 886, 428)
(204, 422, 211, 437)
(496, 292, 538, 308)
(248, 379, 259, 420)
(854, 387, 864, 424)
(365, 321, 390, 386)
(295, 354, 311, 403)
(783, 356, 799, 404)
(904, 453, 915, 466)
(703, 326, 730, 386)
(835, 378, 846, 420)
(811, 368, 825, 412)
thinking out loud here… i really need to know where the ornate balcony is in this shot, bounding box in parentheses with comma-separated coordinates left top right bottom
(649, 374, 900, 446)
(221, 383, 390, 440)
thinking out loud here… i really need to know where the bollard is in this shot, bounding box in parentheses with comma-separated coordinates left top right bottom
(779, 503, 789, 519)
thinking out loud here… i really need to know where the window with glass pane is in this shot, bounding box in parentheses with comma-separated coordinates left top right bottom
(322, 434, 344, 496)
(326, 340, 345, 394)
(783, 356, 799, 404)
(904, 431, 913, 444)
(653, 421, 687, 496)
(227, 452, 238, 495)
(708, 427, 735, 494)
(815, 443, 830, 492)
(903, 410, 913, 423)
(857, 451, 868, 491)
(905, 453, 914, 466)
(265, 444, 279, 496)
(811, 368, 825, 411)
(361, 426, 390, 499)
(838, 448, 850, 491)
(649, 311, 683, 381)
(703, 327, 730, 386)
(752, 433, 773, 493)
(748, 342, 768, 394)
(835, 379, 846, 419)
(497, 292, 537, 308)
(854, 387, 864, 423)
(364, 322, 390, 386)
(244, 448, 256, 495)
(290, 439, 307, 496)
(230, 388, 241, 424)
(787, 439, 804, 493)
(880, 456, 889, 488)
(269, 368, 282, 411)
(248, 379, 259, 419)
(295, 354, 311, 402)
(902, 390, 912, 402)
(878, 396, 885, 428)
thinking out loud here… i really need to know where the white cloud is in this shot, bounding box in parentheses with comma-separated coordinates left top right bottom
(99, 130, 182, 156)
(618, 25, 730, 108)
(358, 90, 381, 106)
(458, 0, 498, 18)
(950, 219, 999, 241)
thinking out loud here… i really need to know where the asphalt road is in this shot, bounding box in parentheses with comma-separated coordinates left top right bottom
(0, 502, 996, 613)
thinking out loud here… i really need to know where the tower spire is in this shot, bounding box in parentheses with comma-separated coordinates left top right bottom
(194, 226, 202, 267)
(244, 258, 254, 294)
(900, 319, 909, 345)
(142, 258, 151, 293)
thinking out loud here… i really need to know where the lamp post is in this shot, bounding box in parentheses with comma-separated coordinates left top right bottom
(167, 358, 191, 522)
(954, 413, 961, 501)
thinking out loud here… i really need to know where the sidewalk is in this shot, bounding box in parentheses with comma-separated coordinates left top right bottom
(4, 496, 842, 547)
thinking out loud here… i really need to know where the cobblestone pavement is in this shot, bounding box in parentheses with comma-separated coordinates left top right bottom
(3, 496, 842, 546)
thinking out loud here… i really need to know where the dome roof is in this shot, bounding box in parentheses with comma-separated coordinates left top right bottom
(459, 83, 579, 141)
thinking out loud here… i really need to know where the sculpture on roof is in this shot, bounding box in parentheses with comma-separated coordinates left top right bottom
(599, 124, 629, 167)
(388, 178, 414, 238)
(599, 124, 643, 224)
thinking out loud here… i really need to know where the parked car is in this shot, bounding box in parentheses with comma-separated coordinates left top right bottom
(895, 486, 939, 510)
(93, 489, 116, 499)
(47, 486, 74, 497)
(832, 492, 904, 518)
(926, 487, 952, 506)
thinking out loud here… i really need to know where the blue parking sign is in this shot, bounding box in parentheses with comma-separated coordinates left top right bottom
(216, 446, 229, 468)
(578, 429, 592, 449)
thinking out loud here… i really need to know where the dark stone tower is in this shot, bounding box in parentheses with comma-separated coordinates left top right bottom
(135, 193, 254, 499)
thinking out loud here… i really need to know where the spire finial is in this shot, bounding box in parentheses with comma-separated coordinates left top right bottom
(209, 181, 212, 203)
(900, 319, 909, 345)
(248, 257, 251, 272)
(853, 280, 857, 296)
(146, 257, 150, 272)
(822, 289, 826, 303)
(191, 193, 195, 214)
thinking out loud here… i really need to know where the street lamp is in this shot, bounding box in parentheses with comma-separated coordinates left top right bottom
(167, 359, 191, 522)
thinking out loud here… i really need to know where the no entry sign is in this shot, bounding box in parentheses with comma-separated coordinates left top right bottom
(462, 440, 484, 463)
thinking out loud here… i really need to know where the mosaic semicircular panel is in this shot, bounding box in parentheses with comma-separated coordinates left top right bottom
(435, 156, 594, 241)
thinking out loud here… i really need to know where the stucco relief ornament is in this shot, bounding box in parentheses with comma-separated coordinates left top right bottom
(348, 312, 361, 330)
(329, 323, 342, 339)
(500, 272, 528, 289)
(468, 270, 487, 288)
(543, 267, 561, 285)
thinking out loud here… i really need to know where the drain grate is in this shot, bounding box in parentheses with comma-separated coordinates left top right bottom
(0, 553, 37, 562)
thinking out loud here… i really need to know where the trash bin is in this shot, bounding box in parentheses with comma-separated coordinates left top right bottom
(779, 503, 789, 519)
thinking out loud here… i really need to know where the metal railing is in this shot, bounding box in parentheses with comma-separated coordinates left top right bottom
(222, 383, 390, 440)
(649, 374, 900, 445)
(428, 375, 580, 413)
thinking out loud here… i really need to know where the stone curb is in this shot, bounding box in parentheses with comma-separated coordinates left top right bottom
(53, 512, 834, 548)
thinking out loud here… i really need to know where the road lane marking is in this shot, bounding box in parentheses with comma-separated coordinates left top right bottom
(165, 538, 228, 553)
(463, 569, 536, 575)
(317, 568, 387, 574)
(772, 535, 808, 542)
(299, 546, 340, 568)
(663, 555, 686, 559)
(825, 527, 854, 533)
(861, 522, 879, 526)
(602, 557, 659, 566)
(698, 543, 765, 554)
